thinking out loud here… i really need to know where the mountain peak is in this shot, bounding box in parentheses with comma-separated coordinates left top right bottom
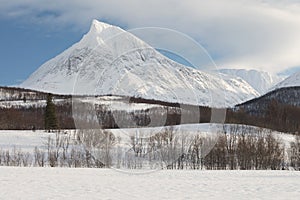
(80, 19, 124, 48)
(20, 20, 259, 107)
(90, 19, 113, 34)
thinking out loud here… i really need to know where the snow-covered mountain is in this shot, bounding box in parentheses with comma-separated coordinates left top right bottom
(219, 69, 284, 94)
(21, 19, 259, 107)
(272, 70, 300, 90)
(278, 66, 300, 77)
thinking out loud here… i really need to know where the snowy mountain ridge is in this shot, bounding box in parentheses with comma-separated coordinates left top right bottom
(219, 68, 284, 94)
(20, 19, 259, 107)
(271, 70, 300, 91)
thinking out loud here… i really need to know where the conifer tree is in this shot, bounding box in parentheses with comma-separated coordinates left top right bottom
(45, 93, 58, 131)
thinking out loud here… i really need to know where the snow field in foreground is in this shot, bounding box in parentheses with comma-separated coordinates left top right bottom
(0, 167, 299, 200)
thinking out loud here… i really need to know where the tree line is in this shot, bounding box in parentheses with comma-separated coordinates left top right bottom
(1, 125, 299, 170)
(2, 87, 300, 135)
(228, 100, 300, 134)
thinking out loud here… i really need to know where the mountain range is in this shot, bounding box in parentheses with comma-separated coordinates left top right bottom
(19, 19, 298, 107)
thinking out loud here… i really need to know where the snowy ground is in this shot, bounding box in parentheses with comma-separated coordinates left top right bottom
(0, 130, 53, 151)
(0, 124, 295, 152)
(0, 125, 298, 199)
(0, 124, 218, 151)
(0, 167, 299, 200)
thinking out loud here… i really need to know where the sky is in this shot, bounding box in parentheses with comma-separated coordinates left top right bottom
(0, 0, 300, 86)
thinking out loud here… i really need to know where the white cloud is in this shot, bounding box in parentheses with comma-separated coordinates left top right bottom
(0, 0, 300, 73)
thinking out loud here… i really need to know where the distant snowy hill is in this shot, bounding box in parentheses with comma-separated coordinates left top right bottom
(219, 69, 284, 94)
(272, 71, 300, 90)
(21, 20, 259, 107)
(277, 66, 300, 77)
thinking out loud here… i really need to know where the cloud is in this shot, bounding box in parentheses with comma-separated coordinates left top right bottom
(1, 0, 300, 73)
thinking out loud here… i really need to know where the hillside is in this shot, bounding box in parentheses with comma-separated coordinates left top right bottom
(231, 87, 300, 133)
(0, 86, 214, 130)
(272, 71, 300, 90)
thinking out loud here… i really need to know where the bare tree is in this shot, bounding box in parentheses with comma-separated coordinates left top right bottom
(290, 136, 300, 170)
(34, 147, 45, 167)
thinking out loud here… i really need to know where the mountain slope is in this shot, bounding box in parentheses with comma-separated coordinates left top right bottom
(272, 71, 300, 90)
(219, 69, 284, 94)
(21, 20, 259, 107)
(278, 66, 300, 77)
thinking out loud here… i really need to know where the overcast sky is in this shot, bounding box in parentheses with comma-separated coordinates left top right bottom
(0, 0, 300, 85)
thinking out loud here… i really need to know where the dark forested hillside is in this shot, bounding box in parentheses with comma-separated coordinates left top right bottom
(237, 86, 300, 114)
(229, 87, 300, 134)
(2, 86, 300, 134)
(0, 87, 212, 130)
(0, 86, 69, 101)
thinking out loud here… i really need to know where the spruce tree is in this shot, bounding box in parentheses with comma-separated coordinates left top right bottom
(45, 93, 58, 131)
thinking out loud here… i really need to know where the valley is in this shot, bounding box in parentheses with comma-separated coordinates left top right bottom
(2, 1, 300, 199)
(0, 20, 300, 173)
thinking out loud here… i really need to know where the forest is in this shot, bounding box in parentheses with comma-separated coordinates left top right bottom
(1, 86, 300, 135)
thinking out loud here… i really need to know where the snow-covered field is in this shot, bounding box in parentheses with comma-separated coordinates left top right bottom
(0, 167, 299, 200)
(0, 130, 53, 151)
(0, 125, 299, 199)
(0, 124, 295, 152)
(0, 124, 218, 151)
